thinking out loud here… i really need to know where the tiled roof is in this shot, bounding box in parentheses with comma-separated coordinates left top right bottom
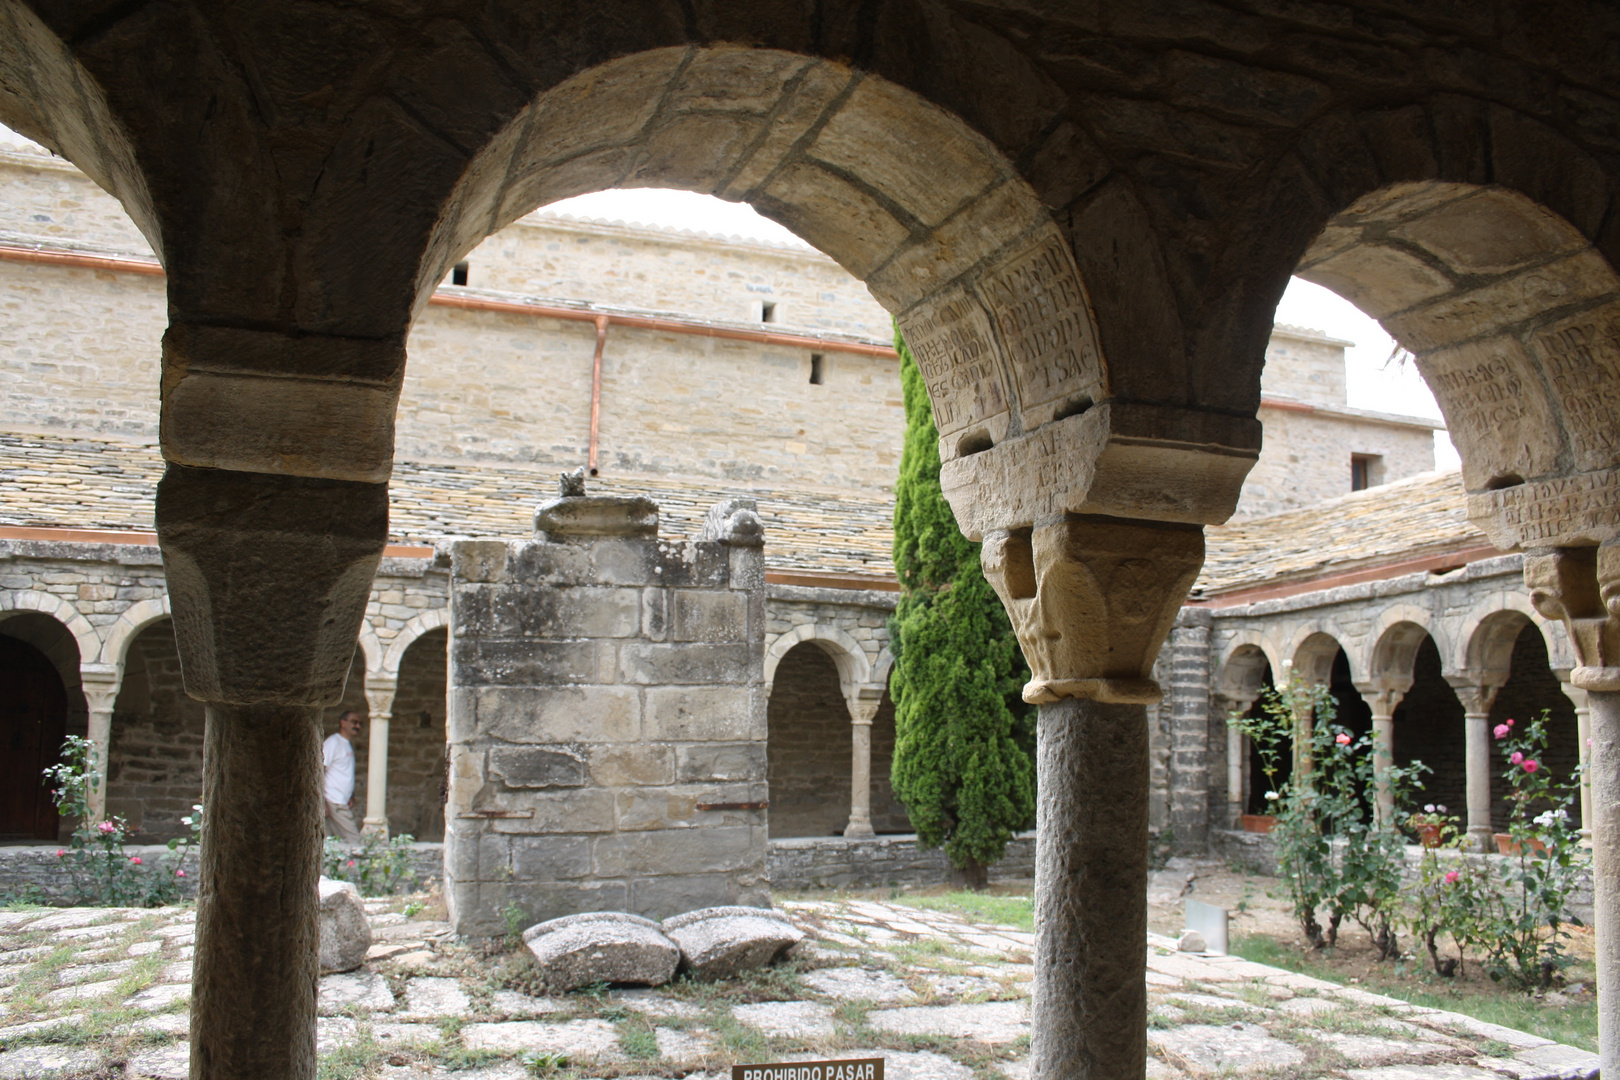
(1196, 470, 1491, 596)
(0, 433, 1493, 594)
(0, 432, 896, 578)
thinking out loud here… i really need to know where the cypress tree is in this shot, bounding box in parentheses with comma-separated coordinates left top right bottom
(888, 326, 1035, 888)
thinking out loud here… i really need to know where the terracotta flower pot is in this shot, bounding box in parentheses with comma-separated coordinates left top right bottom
(1240, 814, 1277, 834)
(1495, 832, 1546, 856)
(1415, 823, 1442, 848)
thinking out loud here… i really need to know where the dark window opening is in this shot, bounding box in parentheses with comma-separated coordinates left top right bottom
(451, 261, 469, 286)
(761, 301, 776, 323)
(809, 354, 824, 385)
(1351, 453, 1381, 492)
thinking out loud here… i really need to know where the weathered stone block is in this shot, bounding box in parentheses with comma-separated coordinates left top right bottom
(645, 685, 759, 740)
(451, 639, 598, 685)
(509, 836, 593, 882)
(671, 590, 749, 642)
(489, 746, 586, 789)
(522, 911, 680, 991)
(588, 744, 675, 787)
(623, 644, 755, 685)
(593, 826, 761, 877)
(487, 789, 616, 834)
(455, 585, 641, 639)
(318, 877, 372, 974)
(675, 742, 767, 782)
(536, 495, 659, 540)
(662, 906, 804, 979)
(613, 782, 756, 831)
(453, 542, 508, 583)
(629, 873, 770, 920)
(470, 687, 640, 743)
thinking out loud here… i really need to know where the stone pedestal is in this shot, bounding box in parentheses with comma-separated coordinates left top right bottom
(444, 489, 769, 936)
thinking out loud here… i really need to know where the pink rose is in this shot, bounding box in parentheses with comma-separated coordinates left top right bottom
(347, 860, 356, 868)
(176, 870, 186, 877)
(1444, 870, 1460, 884)
(1494, 723, 1511, 739)
(97, 820, 117, 834)
(1510, 751, 1524, 765)
(1524, 760, 1539, 773)
(55, 848, 65, 857)
(1335, 733, 1351, 745)
(129, 856, 142, 865)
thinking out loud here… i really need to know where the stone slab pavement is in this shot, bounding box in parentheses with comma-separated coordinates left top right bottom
(0, 897, 1598, 1078)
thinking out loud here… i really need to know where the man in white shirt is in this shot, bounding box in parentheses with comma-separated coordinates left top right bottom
(323, 711, 363, 844)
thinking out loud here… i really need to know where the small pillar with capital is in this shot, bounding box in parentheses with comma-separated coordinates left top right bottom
(844, 689, 881, 838)
(362, 676, 397, 837)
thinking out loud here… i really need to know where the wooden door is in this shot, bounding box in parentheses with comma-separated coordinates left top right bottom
(0, 636, 66, 840)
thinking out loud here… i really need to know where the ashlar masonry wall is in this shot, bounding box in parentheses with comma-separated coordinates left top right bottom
(444, 493, 769, 937)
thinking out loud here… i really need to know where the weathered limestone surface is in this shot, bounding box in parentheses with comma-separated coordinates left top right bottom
(661, 905, 804, 978)
(317, 879, 372, 975)
(521, 912, 680, 992)
(444, 489, 768, 936)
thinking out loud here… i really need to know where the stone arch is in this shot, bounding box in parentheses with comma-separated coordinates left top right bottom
(96, 596, 172, 671)
(764, 623, 870, 707)
(430, 45, 1107, 476)
(1287, 628, 1352, 686)
(357, 623, 384, 679)
(870, 647, 895, 693)
(1457, 603, 1543, 688)
(382, 609, 449, 678)
(1216, 631, 1281, 700)
(1367, 606, 1441, 688)
(0, 590, 101, 671)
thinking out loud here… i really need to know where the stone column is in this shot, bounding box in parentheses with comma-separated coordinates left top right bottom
(157, 465, 387, 1080)
(80, 666, 121, 823)
(1560, 679, 1594, 840)
(1526, 544, 1620, 1076)
(1356, 684, 1409, 827)
(983, 516, 1204, 1080)
(1216, 693, 1257, 829)
(844, 692, 880, 838)
(1166, 611, 1213, 848)
(1447, 678, 1502, 853)
(362, 677, 397, 837)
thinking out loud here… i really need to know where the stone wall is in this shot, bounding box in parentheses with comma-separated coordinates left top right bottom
(443, 493, 769, 936)
(1234, 406, 1439, 520)
(387, 629, 450, 842)
(767, 833, 1035, 891)
(107, 621, 205, 840)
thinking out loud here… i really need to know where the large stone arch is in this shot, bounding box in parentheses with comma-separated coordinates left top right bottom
(1367, 605, 1442, 688)
(764, 622, 870, 708)
(1457, 602, 1545, 688)
(1215, 632, 1279, 702)
(97, 596, 173, 672)
(1287, 628, 1352, 687)
(0, 589, 101, 671)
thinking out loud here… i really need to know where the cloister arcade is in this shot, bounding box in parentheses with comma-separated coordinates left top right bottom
(4, 4, 1620, 1078)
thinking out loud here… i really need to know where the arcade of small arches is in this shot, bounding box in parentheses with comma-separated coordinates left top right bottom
(4, 9, 1620, 1079)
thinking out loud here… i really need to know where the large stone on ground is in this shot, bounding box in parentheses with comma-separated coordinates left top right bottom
(732, 1001, 836, 1039)
(462, 1019, 623, 1059)
(1150, 1023, 1306, 1073)
(319, 877, 373, 974)
(0, 1046, 101, 1079)
(661, 905, 804, 979)
(522, 912, 679, 991)
(318, 972, 396, 1015)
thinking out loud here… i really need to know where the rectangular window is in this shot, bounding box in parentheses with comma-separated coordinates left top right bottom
(760, 301, 776, 323)
(809, 354, 824, 385)
(451, 261, 469, 286)
(1351, 453, 1382, 491)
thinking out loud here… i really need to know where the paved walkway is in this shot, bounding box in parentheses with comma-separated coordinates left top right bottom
(0, 897, 1599, 1079)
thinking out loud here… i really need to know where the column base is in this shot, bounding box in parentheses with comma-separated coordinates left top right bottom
(361, 818, 390, 839)
(843, 821, 875, 838)
(1466, 826, 1495, 854)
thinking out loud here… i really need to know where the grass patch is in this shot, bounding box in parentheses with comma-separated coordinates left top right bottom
(316, 1029, 384, 1080)
(887, 892, 1033, 932)
(1234, 932, 1599, 1052)
(615, 1014, 660, 1060)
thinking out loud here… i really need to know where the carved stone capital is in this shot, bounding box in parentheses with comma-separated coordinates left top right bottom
(1444, 674, 1504, 716)
(982, 516, 1203, 705)
(156, 465, 388, 705)
(1526, 544, 1620, 692)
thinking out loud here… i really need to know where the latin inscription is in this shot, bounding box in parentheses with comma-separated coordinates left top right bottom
(1534, 314, 1620, 467)
(979, 232, 1103, 413)
(1416, 339, 1558, 480)
(898, 290, 1006, 437)
(1481, 469, 1620, 546)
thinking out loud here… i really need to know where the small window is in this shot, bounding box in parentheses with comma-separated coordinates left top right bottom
(809, 354, 824, 385)
(451, 261, 469, 286)
(760, 301, 776, 323)
(1351, 454, 1382, 491)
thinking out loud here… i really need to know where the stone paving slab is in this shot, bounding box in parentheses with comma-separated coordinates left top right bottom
(0, 897, 1599, 1079)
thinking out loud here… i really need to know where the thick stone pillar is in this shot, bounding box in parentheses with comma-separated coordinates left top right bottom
(1165, 610, 1213, 848)
(156, 465, 387, 1080)
(80, 666, 120, 822)
(1560, 679, 1594, 840)
(362, 677, 397, 837)
(984, 516, 1204, 1080)
(1447, 678, 1502, 853)
(1356, 683, 1409, 826)
(844, 692, 880, 838)
(1525, 544, 1620, 1076)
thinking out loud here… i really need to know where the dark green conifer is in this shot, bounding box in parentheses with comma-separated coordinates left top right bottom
(887, 326, 1034, 887)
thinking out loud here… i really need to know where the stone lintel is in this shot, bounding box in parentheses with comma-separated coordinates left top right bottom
(535, 496, 659, 540)
(940, 403, 1261, 541)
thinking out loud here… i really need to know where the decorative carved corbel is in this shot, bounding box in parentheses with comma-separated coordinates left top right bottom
(1526, 544, 1620, 693)
(982, 515, 1204, 705)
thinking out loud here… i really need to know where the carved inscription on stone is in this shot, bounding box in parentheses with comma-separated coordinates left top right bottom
(1533, 309, 1620, 470)
(978, 231, 1105, 427)
(1471, 468, 1620, 548)
(1415, 337, 1559, 488)
(897, 288, 1008, 447)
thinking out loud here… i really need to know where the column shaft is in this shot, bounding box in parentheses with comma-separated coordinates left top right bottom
(1464, 711, 1493, 853)
(1591, 690, 1620, 1078)
(844, 715, 874, 838)
(1370, 711, 1394, 825)
(363, 713, 391, 836)
(1033, 698, 1147, 1080)
(1226, 723, 1245, 828)
(192, 702, 323, 1080)
(86, 707, 114, 822)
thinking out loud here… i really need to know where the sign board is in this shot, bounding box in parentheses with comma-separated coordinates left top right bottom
(733, 1059, 884, 1080)
(1184, 898, 1229, 955)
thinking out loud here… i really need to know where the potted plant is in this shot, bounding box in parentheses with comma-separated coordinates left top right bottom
(1228, 694, 1289, 832)
(1407, 805, 1448, 848)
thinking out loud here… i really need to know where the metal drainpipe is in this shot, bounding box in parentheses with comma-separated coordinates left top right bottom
(588, 314, 608, 476)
